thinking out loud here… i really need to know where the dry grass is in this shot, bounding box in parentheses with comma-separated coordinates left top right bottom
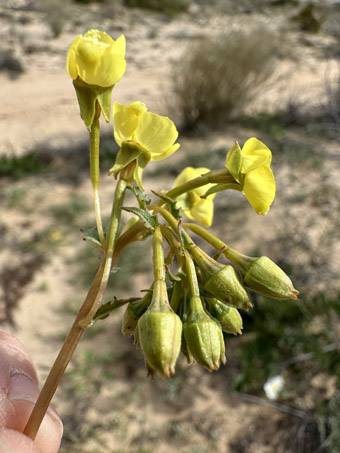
(170, 30, 280, 130)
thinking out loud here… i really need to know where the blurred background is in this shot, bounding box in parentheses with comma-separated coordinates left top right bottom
(1, 0, 340, 451)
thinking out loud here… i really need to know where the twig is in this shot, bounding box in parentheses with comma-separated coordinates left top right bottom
(236, 392, 308, 419)
(279, 342, 340, 368)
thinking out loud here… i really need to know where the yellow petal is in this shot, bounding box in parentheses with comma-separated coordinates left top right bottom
(135, 112, 179, 155)
(113, 34, 126, 57)
(241, 137, 272, 171)
(128, 101, 147, 117)
(241, 153, 270, 173)
(96, 53, 126, 87)
(113, 102, 139, 146)
(184, 199, 214, 227)
(243, 165, 276, 215)
(66, 35, 82, 79)
(151, 143, 180, 161)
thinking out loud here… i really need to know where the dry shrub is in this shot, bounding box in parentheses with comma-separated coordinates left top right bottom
(170, 30, 279, 130)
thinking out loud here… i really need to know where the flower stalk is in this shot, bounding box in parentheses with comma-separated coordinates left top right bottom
(90, 101, 106, 247)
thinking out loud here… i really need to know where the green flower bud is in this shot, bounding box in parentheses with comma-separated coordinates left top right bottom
(207, 298, 243, 335)
(189, 246, 252, 311)
(122, 292, 152, 336)
(183, 296, 226, 371)
(223, 248, 299, 300)
(138, 280, 182, 377)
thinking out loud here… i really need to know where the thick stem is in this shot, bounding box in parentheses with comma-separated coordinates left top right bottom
(90, 103, 106, 247)
(23, 260, 104, 439)
(24, 178, 127, 440)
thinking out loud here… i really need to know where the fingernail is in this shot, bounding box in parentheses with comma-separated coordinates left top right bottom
(9, 374, 61, 423)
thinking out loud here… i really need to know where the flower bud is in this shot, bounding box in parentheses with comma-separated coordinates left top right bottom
(122, 292, 152, 336)
(138, 309, 182, 377)
(183, 296, 226, 371)
(207, 298, 243, 335)
(244, 256, 299, 300)
(224, 248, 299, 300)
(189, 246, 252, 311)
(138, 280, 182, 377)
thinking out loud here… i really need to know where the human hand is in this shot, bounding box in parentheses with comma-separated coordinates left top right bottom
(0, 332, 63, 452)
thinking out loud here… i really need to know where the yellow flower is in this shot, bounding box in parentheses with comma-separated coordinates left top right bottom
(225, 138, 275, 215)
(113, 102, 180, 160)
(110, 101, 180, 188)
(66, 30, 126, 87)
(173, 167, 216, 226)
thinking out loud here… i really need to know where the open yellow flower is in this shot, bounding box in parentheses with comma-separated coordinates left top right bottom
(66, 30, 126, 87)
(173, 167, 216, 226)
(110, 101, 180, 188)
(225, 138, 275, 215)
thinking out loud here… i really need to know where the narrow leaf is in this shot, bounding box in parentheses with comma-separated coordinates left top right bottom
(122, 206, 159, 231)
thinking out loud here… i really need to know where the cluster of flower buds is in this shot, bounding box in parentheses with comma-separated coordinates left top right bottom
(121, 221, 298, 377)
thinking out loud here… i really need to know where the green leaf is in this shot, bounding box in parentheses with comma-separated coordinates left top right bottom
(122, 207, 159, 231)
(152, 190, 182, 220)
(81, 226, 102, 247)
(93, 297, 139, 322)
(128, 186, 151, 209)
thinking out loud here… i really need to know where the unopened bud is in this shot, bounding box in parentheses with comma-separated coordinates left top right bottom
(224, 248, 299, 300)
(190, 246, 252, 311)
(183, 296, 226, 371)
(138, 280, 182, 377)
(207, 298, 243, 335)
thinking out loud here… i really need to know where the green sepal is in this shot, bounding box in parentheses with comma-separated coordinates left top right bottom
(225, 141, 242, 183)
(202, 183, 242, 199)
(122, 206, 159, 231)
(152, 191, 182, 220)
(109, 142, 151, 189)
(73, 79, 114, 130)
(81, 226, 102, 247)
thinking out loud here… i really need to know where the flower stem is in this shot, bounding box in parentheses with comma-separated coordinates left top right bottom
(152, 226, 165, 282)
(24, 178, 127, 440)
(162, 169, 235, 202)
(184, 249, 200, 298)
(90, 102, 106, 247)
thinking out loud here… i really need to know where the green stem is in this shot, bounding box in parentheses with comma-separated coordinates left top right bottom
(90, 103, 106, 247)
(162, 169, 235, 203)
(183, 222, 248, 272)
(183, 223, 227, 250)
(152, 226, 165, 282)
(79, 178, 127, 327)
(184, 249, 200, 298)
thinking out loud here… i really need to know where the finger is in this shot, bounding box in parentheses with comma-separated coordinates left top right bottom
(0, 428, 42, 453)
(0, 332, 63, 453)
